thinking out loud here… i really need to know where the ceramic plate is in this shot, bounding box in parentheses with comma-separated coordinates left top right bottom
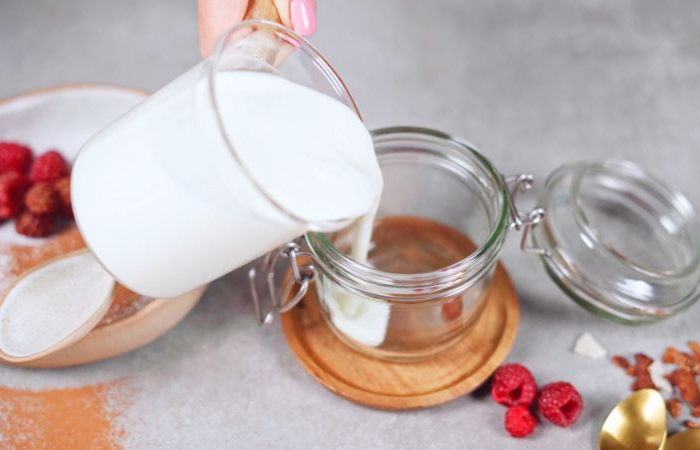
(0, 85, 206, 368)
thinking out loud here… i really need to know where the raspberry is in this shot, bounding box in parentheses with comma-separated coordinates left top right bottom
(537, 382, 583, 427)
(491, 363, 538, 407)
(0, 142, 33, 173)
(29, 150, 69, 183)
(504, 405, 538, 438)
(15, 211, 56, 237)
(0, 171, 29, 219)
(54, 176, 72, 218)
(441, 297, 463, 321)
(25, 183, 60, 216)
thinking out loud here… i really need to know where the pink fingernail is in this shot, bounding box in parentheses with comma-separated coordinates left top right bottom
(290, 0, 316, 36)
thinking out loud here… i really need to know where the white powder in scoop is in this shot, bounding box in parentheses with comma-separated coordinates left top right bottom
(0, 251, 114, 357)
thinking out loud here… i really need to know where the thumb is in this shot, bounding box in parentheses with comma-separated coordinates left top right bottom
(198, 0, 249, 57)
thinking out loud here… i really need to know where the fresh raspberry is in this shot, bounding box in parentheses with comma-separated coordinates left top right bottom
(25, 183, 60, 216)
(0, 171, 29, 219)
(537, 382, 584, 427)
(53, 176, 72, 218)
(0, 142, 33, 174)
(441, 297, 463, 321)
(29, 150, 69, 183)
(15, 211, 56, 237)
(491, 363, 538, 407)
(504, 405, 538, 438)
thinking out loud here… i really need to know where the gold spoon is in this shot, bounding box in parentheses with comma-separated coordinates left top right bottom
(0, 249, 115, 363)
(599, 389, 667, 450)
(663, 429, 700, 450)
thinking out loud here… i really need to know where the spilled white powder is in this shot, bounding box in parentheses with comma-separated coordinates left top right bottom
(0, 251, 115, 358)
(0, 223, 46, 295)
(649, 360, 673, 393)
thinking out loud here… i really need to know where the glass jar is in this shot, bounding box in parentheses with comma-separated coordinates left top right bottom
(306, 127, 509, 361)
(251, 127, 700, 361)
(532, 160, 700, 323)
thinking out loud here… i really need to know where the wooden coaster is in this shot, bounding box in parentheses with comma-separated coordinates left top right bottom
(281, 262, 520, 410)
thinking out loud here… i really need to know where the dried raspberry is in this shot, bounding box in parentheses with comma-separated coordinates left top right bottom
(663, 346, 694, 370)
(441, 297, 462, 321)
(0, 142, 33, 173)
(612, 355, 631, 373)
(0, 171, 29, 218)
(668, 399, 683, 419)
(504, 405, 538, 438)
(491, 364, 538, 407)
(688, 341, 700, 364)
(29, 150, 69, 183)
(685, 420, 700, 429)
(632, 353, 657, 391)
(25, 183, 60, 216)
(693, 404, 700, 418)
(537, 382, 584, 427)
(15, 211, 56, 237)
(54, 176, 72, 218)
(668, 368, 700, 406)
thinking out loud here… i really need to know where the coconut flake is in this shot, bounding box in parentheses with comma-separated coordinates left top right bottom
(649, 360, 673, 393)
(573, 332, 607, 359)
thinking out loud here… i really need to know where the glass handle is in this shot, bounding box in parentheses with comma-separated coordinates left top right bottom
(248, 241, 318, 325)
(504, 174, 550, 257)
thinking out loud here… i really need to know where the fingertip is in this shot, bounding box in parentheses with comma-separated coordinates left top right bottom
(290, 0, 316, 36)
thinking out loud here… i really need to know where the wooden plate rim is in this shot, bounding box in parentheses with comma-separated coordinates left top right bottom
(281, 262, 520, 410)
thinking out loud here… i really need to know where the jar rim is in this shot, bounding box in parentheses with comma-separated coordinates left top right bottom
(570, 160, 700, 279)
(305, 126, 510, 301)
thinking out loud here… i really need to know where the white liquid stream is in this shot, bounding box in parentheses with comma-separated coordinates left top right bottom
(320, 203, 391, 348)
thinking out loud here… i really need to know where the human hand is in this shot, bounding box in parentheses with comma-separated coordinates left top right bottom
(198, 0, 316, 57)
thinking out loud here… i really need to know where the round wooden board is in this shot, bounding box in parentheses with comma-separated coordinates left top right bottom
(281, 262, 520, 410)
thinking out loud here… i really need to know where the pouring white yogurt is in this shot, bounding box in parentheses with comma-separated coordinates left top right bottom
(320, 203, 391, 348)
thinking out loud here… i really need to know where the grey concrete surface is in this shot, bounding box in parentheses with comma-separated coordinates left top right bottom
(1, 0, 700, 448)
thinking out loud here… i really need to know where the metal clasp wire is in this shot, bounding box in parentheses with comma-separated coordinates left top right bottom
(504, 174, 550, 257)
(248, 241, 318, 325)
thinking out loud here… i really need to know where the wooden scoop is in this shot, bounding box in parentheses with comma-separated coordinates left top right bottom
(244, 0, 282, 22)
(238, 0, 298, 66)
(0, 249, 116, 363)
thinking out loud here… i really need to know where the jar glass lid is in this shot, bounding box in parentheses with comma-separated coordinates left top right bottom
(531, 159, 700, 323)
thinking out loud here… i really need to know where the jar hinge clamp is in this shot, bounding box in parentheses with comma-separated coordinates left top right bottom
(249, 241, 318, 325)
(504, 174, 550, 257)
